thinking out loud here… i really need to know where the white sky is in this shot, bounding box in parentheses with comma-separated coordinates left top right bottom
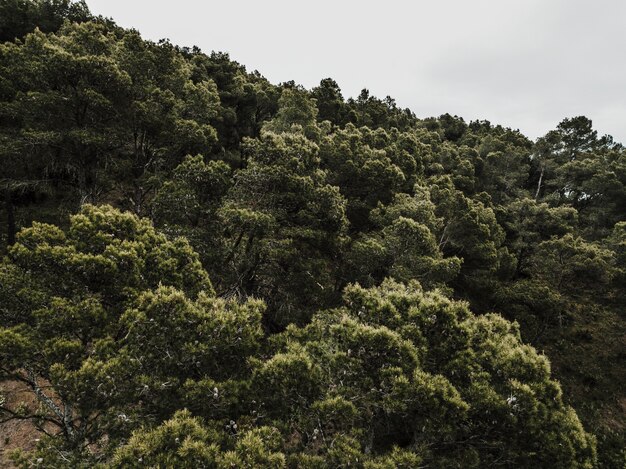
(88, 0, 625, 143)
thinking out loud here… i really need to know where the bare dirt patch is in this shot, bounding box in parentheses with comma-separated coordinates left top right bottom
(0, 380, 42, 468)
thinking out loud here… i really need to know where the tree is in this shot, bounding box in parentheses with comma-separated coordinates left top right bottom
(497, 198, 577, 279)
(473, 130, 533, 204)
(531, 116, 620, 207)
(0, 0, 91, 42)
(189, 50, 280, 157)
(219, 128, 347, 327)
(346, 89, 416, 131)
(311, 78, 347, 126)
(528, 235, 615, 299)
(0, 205, 264, 458)
(319, 124, 406, 230)
(151, 154, 231, 277)
(0, 22, 221, 249)
(344, 187, 460, 290)
(428, 175, 508, 303)
(438, 113, 468, 142)
(1, 6, 622, 465)
(264, 87, 321, 141)
(111, 410, 286, 469)
(247, 280, 596, 467)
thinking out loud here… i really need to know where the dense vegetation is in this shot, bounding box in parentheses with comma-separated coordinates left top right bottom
(0, 1, 624, 467)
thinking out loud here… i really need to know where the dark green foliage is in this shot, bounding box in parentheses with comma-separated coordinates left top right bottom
(0, 0, 91, 42)
(189, 51, 280, 156)
(0, 3, 624, 467)
(219, 126, 348, 326)
(312, 78, 347, 126)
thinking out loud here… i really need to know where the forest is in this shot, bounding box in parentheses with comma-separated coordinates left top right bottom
(0, 1, 624, 467)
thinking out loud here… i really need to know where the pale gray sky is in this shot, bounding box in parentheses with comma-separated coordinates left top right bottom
(88, 0, 625, 143)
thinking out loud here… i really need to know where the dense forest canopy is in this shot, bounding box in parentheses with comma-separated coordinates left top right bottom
(0, 1, 624, 467)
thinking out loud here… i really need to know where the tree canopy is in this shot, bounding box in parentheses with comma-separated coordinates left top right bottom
(0, 2, 625, 467)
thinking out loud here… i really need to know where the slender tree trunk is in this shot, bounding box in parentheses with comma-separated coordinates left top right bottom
(224, 228, 246, 265)
(133, 184, 143, 216)
(534, 165, 545, 201)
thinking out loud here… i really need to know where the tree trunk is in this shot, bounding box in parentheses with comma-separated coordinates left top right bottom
(534, 165, 545, 201)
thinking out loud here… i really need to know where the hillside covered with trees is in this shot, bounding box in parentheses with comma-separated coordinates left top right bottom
(0, 1, 624, 467)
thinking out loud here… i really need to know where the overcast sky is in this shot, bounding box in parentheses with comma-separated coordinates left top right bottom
(88, 0, 625, 143)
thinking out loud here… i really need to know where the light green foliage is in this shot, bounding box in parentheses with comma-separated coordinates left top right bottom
(110, 410, 221, 468)
(121, 286, 263, 382)
(0, 205, 262, 457)
(8, 204, 211, 305)
(107, 282, 594, 467)
(111, 410, 286, 469)
(264, 87, 321, 141)
(243, 280, 595, 467)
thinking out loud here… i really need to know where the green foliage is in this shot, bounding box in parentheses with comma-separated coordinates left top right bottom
(8, 203, 212, 301)
(0, 0, 91, 42)
(311, 78, 347, 125)
(1, 4, 625, 466)
(218, 128, 348, 325)
(111, 410, 287, 469)
(0, 20, 220, 232)
(264, 87, 321, 141)
(346, 189, 461, 289)
(0, 205, 262, 457)
(103, 282, 596, 468)
(529, 234, 615, 297)
(152, 154, 232, 276)
(319, 124, 408, 229)
(246, 280, 595, 467)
